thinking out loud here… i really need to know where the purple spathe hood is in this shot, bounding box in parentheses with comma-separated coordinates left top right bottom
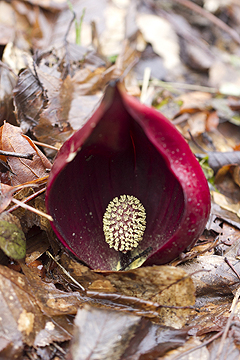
(46, 82, 211, 271)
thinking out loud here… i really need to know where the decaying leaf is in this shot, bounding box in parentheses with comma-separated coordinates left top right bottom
(71, 305, 144, 360)
(0, 212, 26, 260)
(25, 228, 50, 265)
(0, 265, 74, 358)
(207, 333, 240, 360)
(0, 181, 44, 215)
(233, 165, 240, 187)
(186, 111, 208, 137)
(33, 68, 115, 151)
(33, 74, 76, 150)
(71, 305, 189, 360)
(136, 13, 180, 71)
(60, 254, 195, 328)
(0, 183, 21, 213)
(212, 191, 240, 218)
(0, 63, 17, 126)
(10, 185, 50, 234)
(177, 91, 212, 114)
(13, 68, 48, 132)
(208, 151, 240, 174)
(2, 0, 240, 357)
(0, 216, 25, 260)
(102, 267, 195, 328)
(0, 122, 51, 185)
(20, 0, 67, 12)
(122, 321, 189, 360)
(219, 222, 240, 247)
(160, 336, 211, 360)
(180, 254, 240, 300)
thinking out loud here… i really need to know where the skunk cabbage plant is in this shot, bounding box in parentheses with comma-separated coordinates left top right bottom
(46, 82, 211, 271)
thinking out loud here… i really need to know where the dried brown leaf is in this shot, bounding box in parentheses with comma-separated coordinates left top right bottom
(20, 260, 161, 319)
(206, 110, 219, 132)
(219, 223, 240, 246)
(207, 333, 240, 360)
(0, 64, 17, 126)
(19, 263, 83, 316)
(0, 256, 192, 329)
(184, 111, 207, 137)
(0, 265, 74, 358)
(13, 68, 48, 131)
(71, 305, 189, 360)
(208, 151, 240, 174)
(11, 1, 60, 49)
(214, 166, 240, 202)
(25, 228, 49, 265)
(0, 2, 15, 45)
(209, 201, 240, 231)
(160, 337, 210, 360)
(122, 321, 189, 360)
(20, 0, 67, 12)
(233, 165, 240, 187)
(33, 66, 115, 150)
(1, 122, 51, 185)
(177, 91, 212, 114)
(0, 183, 18, 213)
(212, 191, 240, 218)
(0, 212, 26, 259)
(180, 254, 240, 300)
(60, 254, 195, 327)
(33, 75, 75, 149)
(103, 266, 195, 328)
(71, 305, 144, 360)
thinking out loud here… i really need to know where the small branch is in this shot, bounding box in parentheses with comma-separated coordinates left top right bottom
(172, 330, 223, 360)
(172, 0, 240, 45)
(0, 150, 34, 160)
(46, 251, 86, 292)
(0, 159, 14, 174)
(11, 198, 53, 222)
(149, 79, 217, 94)
(7, 187, 46, 213)
(224, 257, 240, 281)
(215, 286, 240, 360)
(33, 140, 59, 151)
(188, 130, 207, 153)
(87, 290, 195, 312)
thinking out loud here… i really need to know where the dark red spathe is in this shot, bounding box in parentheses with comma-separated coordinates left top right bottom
(46, 82, 211, 270)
